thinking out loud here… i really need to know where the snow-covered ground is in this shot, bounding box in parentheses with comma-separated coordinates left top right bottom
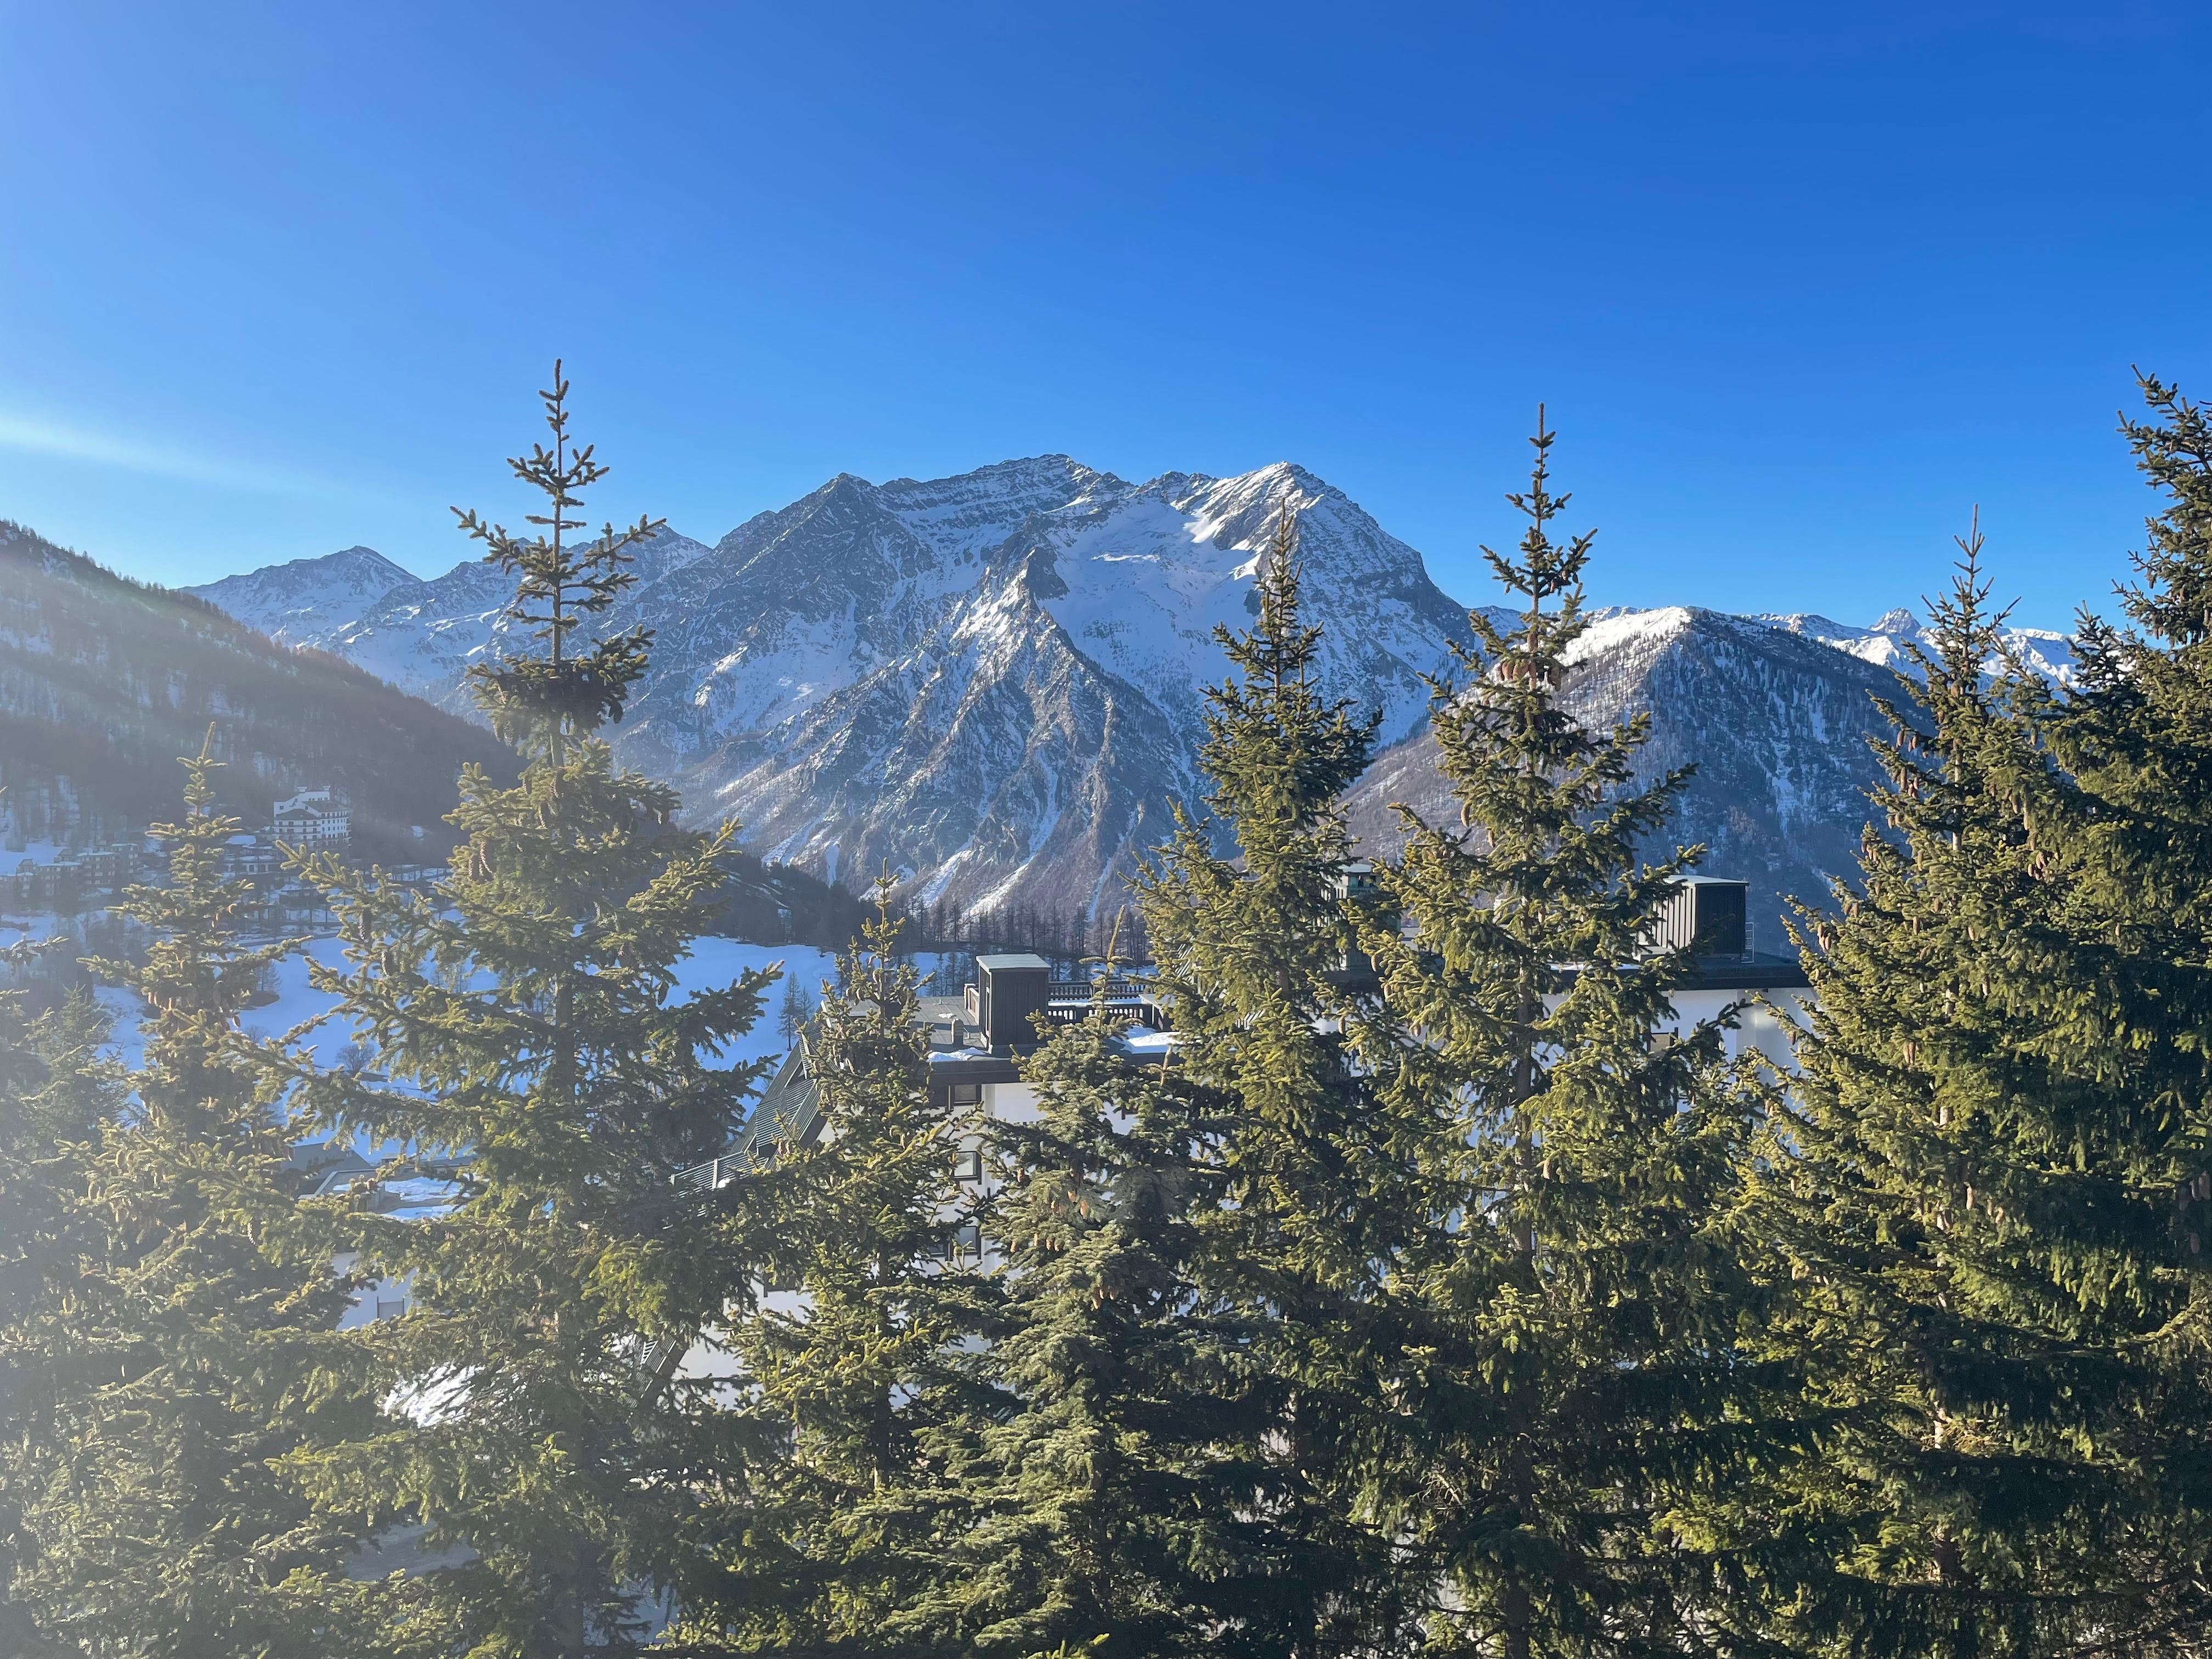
(92, 933, 851, 1088)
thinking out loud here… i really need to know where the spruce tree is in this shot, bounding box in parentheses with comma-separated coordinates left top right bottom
(778, 974, 811, 1046)
(4, 749, 386, 1657)
(1361, 416, 1779, 1656)
(670, 901, 989, 1656)
(1759, 392, 2212, 1655)
(0, 962, 116, 1657)
(926, 928, 1286, 1659)
(2044, 374, 2212, 1645)
(1132, 505, 1419, 1655)
(278, 366, 775, 1657)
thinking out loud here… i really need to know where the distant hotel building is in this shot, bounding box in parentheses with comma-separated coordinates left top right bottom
(272, 787, 349, 851)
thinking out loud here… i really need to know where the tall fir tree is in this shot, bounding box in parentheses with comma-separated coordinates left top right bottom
(1759, 390, 2212, 1656)
(278, 367, 775, 1657)
(2044, 374, 2212, 1645)
(670, 900, 991, 1656)
(778, 973, 812, 1047)
(1133, 505, 1423, 1656)
(928, 925, 1286, 1659)
(4, 748, 387, 1657)
(1361, 416, 1781, 1656)
(0, 958, 119, 1657)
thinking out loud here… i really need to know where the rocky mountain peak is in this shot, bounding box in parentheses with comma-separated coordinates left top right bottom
(185, 455, 2080, 936)
(188, 544, 418, 646)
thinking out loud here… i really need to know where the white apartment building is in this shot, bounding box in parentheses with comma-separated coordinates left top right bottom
(272, 787, 351, 851)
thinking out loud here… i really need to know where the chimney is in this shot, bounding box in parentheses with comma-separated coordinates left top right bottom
(1646, 877, 1750, 959)
(975, 953, 1051, 1055)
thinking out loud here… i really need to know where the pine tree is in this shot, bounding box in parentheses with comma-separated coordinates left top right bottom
(1756, 388, 2212, 1655)
(933, 928, 1284, 1659)
(1361, 416, 1780, 1655)
(3, 748, 387, 1657)
(278, 367, 775, 1657)
(0, 962, 117, 1657)
(1132, 504, 1418, 1655)
(2046, 375, 2212, 1645)
(777, 973, 812, 1047)
(671, 900, 990, 1656)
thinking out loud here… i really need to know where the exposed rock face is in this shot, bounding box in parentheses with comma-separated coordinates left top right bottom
(188, 458, 2074, 932)
(622, 459, 1479, 914)
(193, 459, 1474, 915)
(1344, 607, 1915, 949)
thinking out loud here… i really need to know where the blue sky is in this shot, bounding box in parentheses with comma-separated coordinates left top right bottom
(0, 2, 2204, 631)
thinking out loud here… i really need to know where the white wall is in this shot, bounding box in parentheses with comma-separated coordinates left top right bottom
(1663, 988, 1812, 1074)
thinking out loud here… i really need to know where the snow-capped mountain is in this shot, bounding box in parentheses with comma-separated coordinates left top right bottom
(233, 528, 718, 711)
(190, 456, 2058, 934)
(1346, 607, 1915, 949)
(191, 458, 1475, 917)
(1754, 607, 2081, 686)
(189, 545, 415, 646)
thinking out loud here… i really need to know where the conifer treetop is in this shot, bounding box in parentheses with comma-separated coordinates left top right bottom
(1198, 502, 1379, 840)
(1471, 404, 1593, 676)
(86, 730, 294, 1127)
(1418, 410, 1695, 922)
(1867, 510, 2032, 794)
(2118, 369, 2212, 648)
(455, 360, 667, 752)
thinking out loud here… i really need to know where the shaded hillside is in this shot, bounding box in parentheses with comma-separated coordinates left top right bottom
(1345, 607, 1914, 949)
(0, 522, 516, 860)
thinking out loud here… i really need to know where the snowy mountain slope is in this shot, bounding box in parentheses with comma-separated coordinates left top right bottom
(1345, 606, 1916, 950)
(1755, 607, 2080, 686)
(191, 458, 1474, 916)
(188, 529, 715, 719)
(192, 458, 2069, 930)
(620, 459, 1475, 914)
(188, 545, 415, 646)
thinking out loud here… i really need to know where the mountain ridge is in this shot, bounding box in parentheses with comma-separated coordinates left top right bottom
(0, 521, 515, 864)
(182, 455, 2076, 935)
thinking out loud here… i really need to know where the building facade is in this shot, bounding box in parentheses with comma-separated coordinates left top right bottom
(272, 787, 350, 851)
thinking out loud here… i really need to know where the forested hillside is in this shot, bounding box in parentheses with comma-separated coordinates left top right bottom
(0, 521, 515, 860)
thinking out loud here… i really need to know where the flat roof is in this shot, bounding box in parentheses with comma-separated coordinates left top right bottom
(976, 952, 1051, 971)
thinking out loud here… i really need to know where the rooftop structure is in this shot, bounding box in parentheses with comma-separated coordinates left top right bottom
(685, 871, 1810, 1195)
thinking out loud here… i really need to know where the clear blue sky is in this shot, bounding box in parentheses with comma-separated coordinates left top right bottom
(0, 2, 2204, 631)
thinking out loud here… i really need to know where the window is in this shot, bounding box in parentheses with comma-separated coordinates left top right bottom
(933, 1223, 983, 1264)
(955, 1147, 984, 1182)
(950, 1082, 983, 1107)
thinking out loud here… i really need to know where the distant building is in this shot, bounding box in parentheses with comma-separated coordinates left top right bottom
(6, 840, 150, 911)
(689, 879, 1812, 1197)
(221, 833, 282, 882)
(272, 787, 350, 851)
